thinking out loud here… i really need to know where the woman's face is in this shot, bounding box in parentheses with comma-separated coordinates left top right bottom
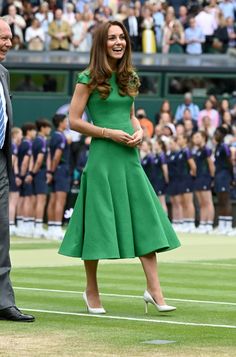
(205, 100, 213, 110)
(221, 99, 229, 110)
(15, 130, 23, 144)
(162, 100, 170, 112)
(154, 141, 161, 153)
(176, 124, 184, 135)
(107, 25, 126, 62)
(192, 132, 202, 146)
(168, 139, 178, 152)
(143, 8, 151, 18)
(160, 112, 171, 125)
(202, 115, 211, 127)
(140, 141, 150, 153)
(177, 135, 185, 147)
(223, 111, 232, 125)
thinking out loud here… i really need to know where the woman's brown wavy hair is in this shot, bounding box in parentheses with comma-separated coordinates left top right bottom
(87, 20, 140, 99)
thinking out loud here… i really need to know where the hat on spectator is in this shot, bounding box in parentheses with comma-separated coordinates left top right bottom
(164, 123, 176, 136)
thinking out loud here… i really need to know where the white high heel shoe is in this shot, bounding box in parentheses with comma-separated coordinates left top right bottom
(82, 292, 106, 314)
(143, 290, 176, 313)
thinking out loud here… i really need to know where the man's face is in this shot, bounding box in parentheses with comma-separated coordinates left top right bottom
(55, 9, 62, 20)
(0, 21, 12, 61)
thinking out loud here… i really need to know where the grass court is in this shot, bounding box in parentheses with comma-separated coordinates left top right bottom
(1, 233, 236, 357)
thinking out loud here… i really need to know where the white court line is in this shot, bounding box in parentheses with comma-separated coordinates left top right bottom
(14, 287, 236, 306)
(165, 262, 236, 268)
(19, 307, 236, 329)
(11, 261, 236, 268)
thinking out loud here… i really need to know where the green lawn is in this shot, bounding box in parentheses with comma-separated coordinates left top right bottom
(1, 234, 236, 357)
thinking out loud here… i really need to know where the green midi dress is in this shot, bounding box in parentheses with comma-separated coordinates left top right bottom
(58, 71, 181, 260)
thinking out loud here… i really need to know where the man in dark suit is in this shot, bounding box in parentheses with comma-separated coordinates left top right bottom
(0, 18, 35, 322)
(123, 4, 142, 52)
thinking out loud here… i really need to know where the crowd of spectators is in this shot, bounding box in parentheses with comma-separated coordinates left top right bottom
(1, 0, 236, 54)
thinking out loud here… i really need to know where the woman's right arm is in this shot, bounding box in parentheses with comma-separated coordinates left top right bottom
(69, 83, 133, 144)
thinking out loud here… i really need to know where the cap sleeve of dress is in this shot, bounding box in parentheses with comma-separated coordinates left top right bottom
(76, 70, 90, 85)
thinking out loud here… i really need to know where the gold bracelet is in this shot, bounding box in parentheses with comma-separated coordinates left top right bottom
(101, 127, 105, 137)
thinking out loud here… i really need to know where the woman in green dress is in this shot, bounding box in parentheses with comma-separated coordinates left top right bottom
(59, 20, 180, 315)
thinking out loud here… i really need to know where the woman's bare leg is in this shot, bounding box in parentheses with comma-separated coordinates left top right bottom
(84, 260, 102, 308)
(139, 252, 165, 305)
(158, 195, 168, 214)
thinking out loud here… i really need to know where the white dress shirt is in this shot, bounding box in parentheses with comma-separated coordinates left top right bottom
(0, 81, 8, 148)
(128, 16, 138, 37)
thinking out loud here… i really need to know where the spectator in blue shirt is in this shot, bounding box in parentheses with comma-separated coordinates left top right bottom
(185, 17, 205, 54)
(175, 92, 200, 122)
(152, 1, 165, 49)
(219, 0, 236, 21)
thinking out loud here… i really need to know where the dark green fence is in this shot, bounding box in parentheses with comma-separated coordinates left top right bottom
(5, 52, 236, 125)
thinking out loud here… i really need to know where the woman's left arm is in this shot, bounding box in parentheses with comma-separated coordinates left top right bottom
(128, 103, 144, 147)
(188, 157, 197, 177)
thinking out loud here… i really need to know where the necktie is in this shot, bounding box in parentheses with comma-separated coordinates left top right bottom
(0, 95, 6, 149)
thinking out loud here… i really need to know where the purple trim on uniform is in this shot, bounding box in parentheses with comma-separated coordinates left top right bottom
(141, 153, 153, 166)
(183, 147, 192, 160)
(204, 146, 212, 157)
(23, 139, 33, 156)
(222, 143, 231, 157)
(37, 135, 47, 153)
(11, 142, 18, 155)
(55, 131, 66, 150)
(159, 152, 166, 165)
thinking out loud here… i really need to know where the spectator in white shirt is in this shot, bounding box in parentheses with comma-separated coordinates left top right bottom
(205, 0, 221, 27)
(70, 12, 93, 52)
(4, 4, 26, 43)
(35, 2, 53, 50)
(25, 17, 45, 51)
(62, 3, 76, 26)
(195, 6, 217, 52)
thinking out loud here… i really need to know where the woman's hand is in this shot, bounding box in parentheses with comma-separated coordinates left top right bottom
(108, 129, 133, 145)
(126, 129, 143, 147)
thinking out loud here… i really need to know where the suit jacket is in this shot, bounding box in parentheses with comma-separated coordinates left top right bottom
(214, 25, 236, 53)
(123, 16, 142, 51)
(123, 16, 142, 37)
(0, 64, 12, 177)
(48, 20, 72, 50)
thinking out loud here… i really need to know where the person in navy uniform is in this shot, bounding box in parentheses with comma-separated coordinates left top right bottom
(32, 118, 52, 238)
(176, 134, 197, 232)
(192, 131, 215, 233)
(213, 126, 234, 234)
(140, 138, 154, 182)
(152, 139, 169, 213)
(47, 114, 71, 240)
(75, 136, 91, 186)
(9, 127, 22, 236)
(17, 122, 37, 237)
(166, 137, 183, 232)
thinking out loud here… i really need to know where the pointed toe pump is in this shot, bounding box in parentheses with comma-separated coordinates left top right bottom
(143, 290, 176, 313)
(83, 292, 106, 314)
